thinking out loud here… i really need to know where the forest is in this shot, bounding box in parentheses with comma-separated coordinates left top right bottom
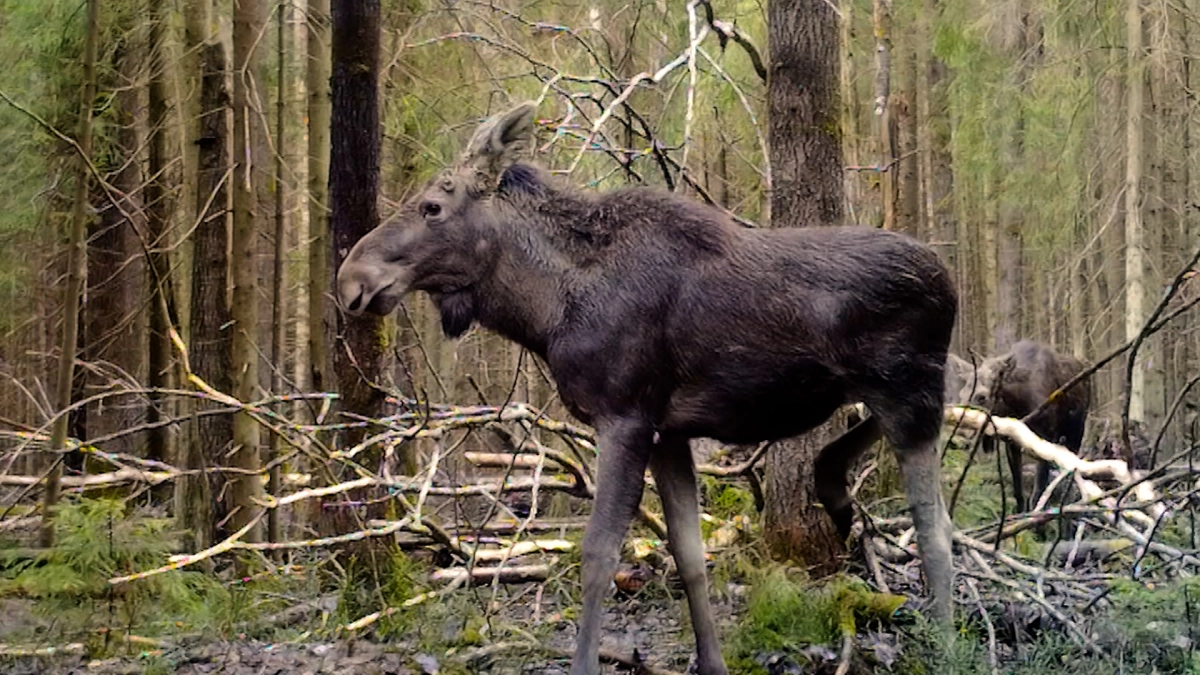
(0, 0, 1198, 672)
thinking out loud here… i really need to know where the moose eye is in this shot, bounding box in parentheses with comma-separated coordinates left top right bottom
(420, 201, 442, 219)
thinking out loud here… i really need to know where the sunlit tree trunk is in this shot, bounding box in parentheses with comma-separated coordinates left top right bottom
(230, 0, 268, 544)
(1124, 0, 1147, 427)
(839, 0, 862, 221)
(41, 0, 99, 547)
(763, 0, 846, 572)
(307, 0, 332, 400)
(874, 0, 897, 231)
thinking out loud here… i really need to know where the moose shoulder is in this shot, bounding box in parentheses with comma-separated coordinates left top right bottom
(336, 102, 959, 675)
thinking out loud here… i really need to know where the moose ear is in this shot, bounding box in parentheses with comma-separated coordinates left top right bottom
(459, 101, 537, 184)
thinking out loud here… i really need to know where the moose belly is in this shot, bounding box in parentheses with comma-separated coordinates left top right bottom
(660, 371, 848, 445)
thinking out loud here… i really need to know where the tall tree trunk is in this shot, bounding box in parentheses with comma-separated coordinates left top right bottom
(85, 43, 149, 463)
(839, 0, 861, 221)
(994, 8, 1033, 352)
(41, 0, 99, 547)
(307, 0, 331, 399)
(324, 0, 387, 537)
(183, 0, 233, 551)
(268, 0, 291, 550)
(146, 0, 176, 471)
(874, 0, 897, 231)
(230, 0, 268, 545)
(1124, 0, 1147, 430)
(763, 0, 846, 572)
(896, 42, 920, 236)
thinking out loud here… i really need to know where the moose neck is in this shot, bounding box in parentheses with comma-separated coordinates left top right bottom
(464, 174, 581, 358)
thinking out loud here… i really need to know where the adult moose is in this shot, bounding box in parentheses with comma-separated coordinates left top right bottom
(336, 102, 958, 675)
(958, 340, 1092, 513)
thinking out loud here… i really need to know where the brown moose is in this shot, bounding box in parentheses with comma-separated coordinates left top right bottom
(335, 102, 958, 675)
(955, 340, 1092, 513)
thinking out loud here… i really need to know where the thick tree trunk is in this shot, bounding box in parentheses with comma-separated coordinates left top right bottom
(230, 0, 268, 544)
(763, 0, 846, 572)
(85, 45, 148, 463)
(41, 0, 99, 547)
(183, 0, 233, 551)
(324, 0, 389, 537)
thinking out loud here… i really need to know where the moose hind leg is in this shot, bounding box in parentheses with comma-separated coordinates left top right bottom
(870, 397, 955, 625)
(649, 440, 727, 675)
(571, 417, 654, 675)
(815, 416, 884, 541)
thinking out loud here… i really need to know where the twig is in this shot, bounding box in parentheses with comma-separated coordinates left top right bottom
(964, 577, 999, 674)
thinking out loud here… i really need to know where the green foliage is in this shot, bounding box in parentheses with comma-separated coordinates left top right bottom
(0, 499, 229, 647)
(725, 567, 907, 673)
(701, 476, 756, 521)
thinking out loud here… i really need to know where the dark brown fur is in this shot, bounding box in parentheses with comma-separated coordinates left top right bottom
(956, 340, 1092, 512)
(336, 103, 959, 675)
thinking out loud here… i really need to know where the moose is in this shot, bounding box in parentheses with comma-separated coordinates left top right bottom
(955, 340, 1092, 513)
(336, 102, 958, 675)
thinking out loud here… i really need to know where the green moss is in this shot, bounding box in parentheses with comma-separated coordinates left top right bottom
(726, 567, 907, 672)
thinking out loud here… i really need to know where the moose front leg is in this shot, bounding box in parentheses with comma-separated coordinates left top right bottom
(650, 439, 727, 675)
(571, 416, 653, 675)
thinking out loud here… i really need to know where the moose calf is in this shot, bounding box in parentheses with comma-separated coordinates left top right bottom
(955, 340, 1092, 513)
(336, 102, 959, 675)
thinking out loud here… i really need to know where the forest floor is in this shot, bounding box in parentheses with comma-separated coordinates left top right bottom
(0, 585, 740, 675)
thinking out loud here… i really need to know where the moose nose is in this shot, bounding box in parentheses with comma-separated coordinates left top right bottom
(345, 287, 365, 313)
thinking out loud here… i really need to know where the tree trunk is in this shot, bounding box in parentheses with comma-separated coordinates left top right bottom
(896, 41, 920, 236)
(41, 0, 99, 547)
(307, 0, 332, 400)
(1124, 0, 1146, 429)
(268, 0, 291, 550)
(85, 42, 148, 464)
(874, 0, 897, 231)
(183, 0, 233, 552)
(763, 0, 846, 572)
(324, 0, 388, 537)
(146, 0, 176, 472)
(230, 0, 268, 545)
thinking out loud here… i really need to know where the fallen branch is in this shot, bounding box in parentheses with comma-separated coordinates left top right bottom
(429, 564, 550, 586)
(343, 576, 468, 633)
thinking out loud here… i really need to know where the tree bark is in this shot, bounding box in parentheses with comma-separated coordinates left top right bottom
(324, 0, 388, 537)
(230, 0, 268, 544)
(874, 0, 897, 231)
(1124, 0, 1147, 426)
(763, 0, 847, 573)
(146, 0, 177, 471)
(41, 0, 99, 547)
(307, 0, 332, 399)
(268, 0, 291, 550)
(85, 41, 148, 464)
(183, 0, 233, 551)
